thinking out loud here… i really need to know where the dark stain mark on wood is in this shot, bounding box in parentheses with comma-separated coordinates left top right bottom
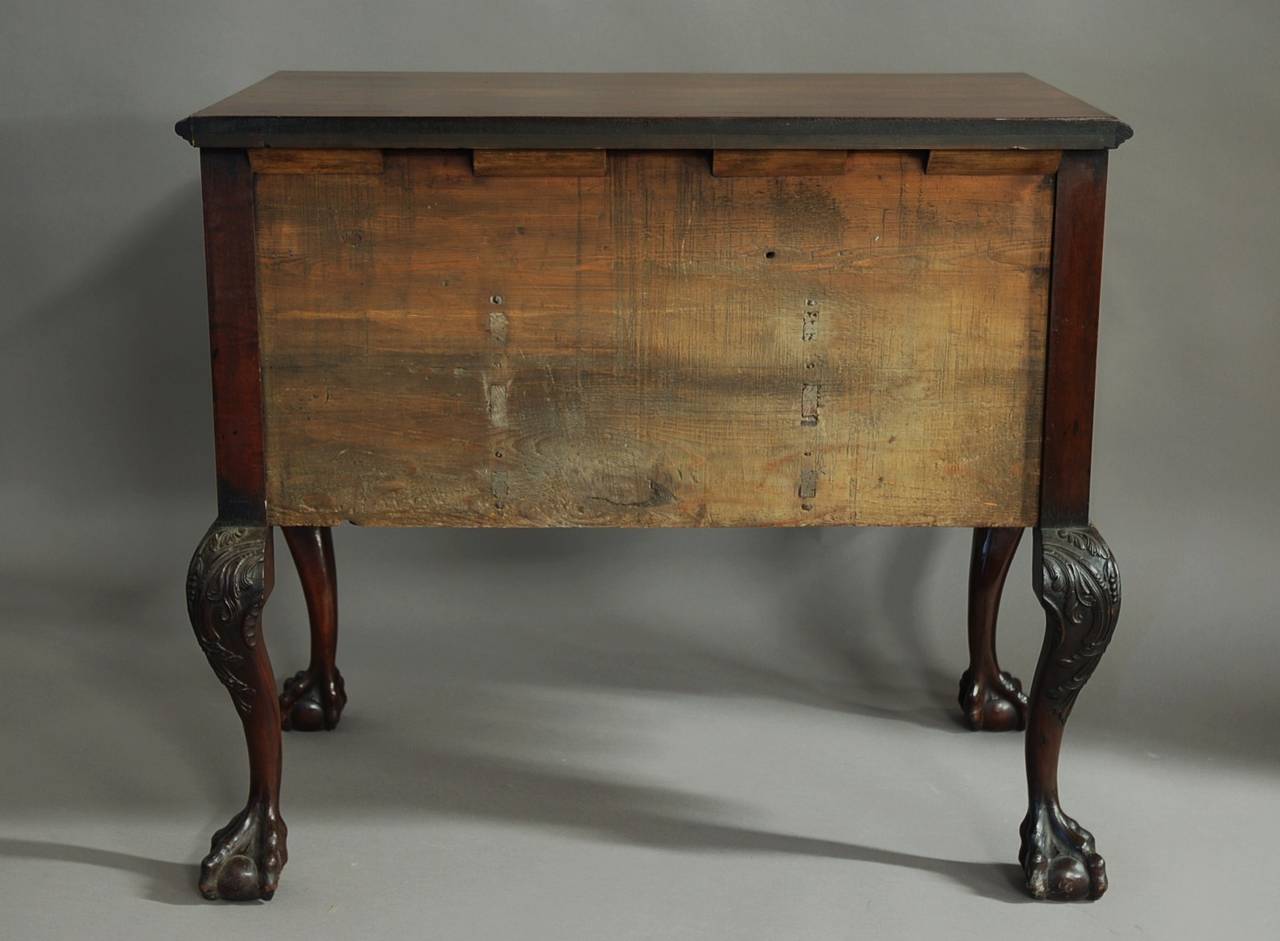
(590, 479, 675, 509)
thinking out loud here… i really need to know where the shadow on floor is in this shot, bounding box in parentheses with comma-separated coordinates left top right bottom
(0, 814, 1027, 907)
(333, 526, 972, 735)
(336, 742, 1034, 903)
(0, 839, 201, 907)
(2, 522, 1270, 908)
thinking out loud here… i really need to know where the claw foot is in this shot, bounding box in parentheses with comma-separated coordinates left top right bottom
(280, 668, 347, 731)
(1019, 801, 1107, 901)
(958, 668, 1028, 731)
(200, 800, 288, 901)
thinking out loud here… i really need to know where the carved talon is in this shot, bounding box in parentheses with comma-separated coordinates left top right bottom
(958, 668, 1028, 731)
(280, 668, 347, 731)
(200, 800, 288, 901)
(1019, 801, 1107, 901)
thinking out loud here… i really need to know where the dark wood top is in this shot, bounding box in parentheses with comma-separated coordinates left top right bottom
(176, 72, 1131, 151)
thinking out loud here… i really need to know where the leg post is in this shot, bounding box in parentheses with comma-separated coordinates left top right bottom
(280, 526, 346, 731)
(186, 521, 287, 901)
(1020, 524, 1121, 901)
(959, 527, 1028, 731)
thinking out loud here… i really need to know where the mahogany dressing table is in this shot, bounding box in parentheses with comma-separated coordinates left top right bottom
(175, 72, 1131, 903)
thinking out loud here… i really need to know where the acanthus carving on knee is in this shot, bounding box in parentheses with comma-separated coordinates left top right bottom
(186, 523, 271, 717)
(1033, 526, 1121, 724)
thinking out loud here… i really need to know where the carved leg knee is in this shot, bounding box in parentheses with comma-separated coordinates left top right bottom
(187, 522, 287, 901)
(1020, 525, 1120, 901)
(958, 528, 1028, 731)
(280, 526, 346, 731)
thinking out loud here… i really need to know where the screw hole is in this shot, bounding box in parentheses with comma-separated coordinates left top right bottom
(764, 250, 776, 260)
(491, 294, 503, 305)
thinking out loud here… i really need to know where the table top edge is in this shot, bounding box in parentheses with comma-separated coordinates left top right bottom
(176, 72, 1133, 151)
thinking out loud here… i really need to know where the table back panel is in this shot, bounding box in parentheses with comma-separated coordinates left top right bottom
(254, 150, 1050, 527)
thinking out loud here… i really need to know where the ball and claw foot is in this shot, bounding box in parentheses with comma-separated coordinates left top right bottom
(199, 800, 288, 901)
(1019, 802, 1107, 901)
(958, 668, 1028, 731)
(280, 668, 347, 731)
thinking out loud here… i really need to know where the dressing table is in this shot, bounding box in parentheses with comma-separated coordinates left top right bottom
(177, 72, 1130, 903)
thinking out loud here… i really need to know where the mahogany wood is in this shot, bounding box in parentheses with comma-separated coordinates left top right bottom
(280, 527, 346, 731)
(959, 527, 1028, 731)
(186, 522, 286, 900)
(178, 72, 1131, 906)
(1022, 525, 1121, 900)
(200, 150, 266, 522)
(1039, 151, 1109, 527)
(175, 72, 1133, 151)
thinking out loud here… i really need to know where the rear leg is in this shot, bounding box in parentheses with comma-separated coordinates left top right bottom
(280, 527, 347, 731)
(958, 527, 1029, 731)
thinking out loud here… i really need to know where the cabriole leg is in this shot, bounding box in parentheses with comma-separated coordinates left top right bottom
(186, 522, 287, 901)
(959, 527, 1029, 731)
(280, 526, 346, 731)
(1020, 525, 1121, 901)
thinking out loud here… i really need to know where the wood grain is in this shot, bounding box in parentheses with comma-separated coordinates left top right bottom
(473, 149, 606, 177)
(713, 150, 848, 177)
(254, 150, 1052, 527)
(926, 150, 1062, 176)
(1039, 150, 1109, 527)
(249, 149, 383, 175)
(200, 149, 266, 521)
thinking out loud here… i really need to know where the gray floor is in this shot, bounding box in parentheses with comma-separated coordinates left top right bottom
(2, 513, 1276, 939)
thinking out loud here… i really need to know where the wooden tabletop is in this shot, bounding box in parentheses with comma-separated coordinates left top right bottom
(176, 72, 1131, 151)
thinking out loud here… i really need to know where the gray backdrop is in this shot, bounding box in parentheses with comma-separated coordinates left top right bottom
(2, 1, 1278, 936)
